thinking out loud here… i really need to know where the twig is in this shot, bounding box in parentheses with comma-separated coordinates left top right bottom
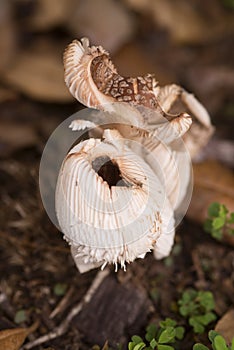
(49, 286, 75, 319)
(21, 269, 109, 350)
(191, 250, 205, 283)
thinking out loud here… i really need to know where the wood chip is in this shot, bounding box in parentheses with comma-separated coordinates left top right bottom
(74, 273, 153, 347)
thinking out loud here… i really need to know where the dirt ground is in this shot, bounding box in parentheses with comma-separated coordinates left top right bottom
(0, 1, 234, 349)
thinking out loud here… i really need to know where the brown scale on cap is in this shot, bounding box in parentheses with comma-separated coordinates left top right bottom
(90, 54, 158, 109)
(64, 38, 165, 113)
(63, 38, 195, 128)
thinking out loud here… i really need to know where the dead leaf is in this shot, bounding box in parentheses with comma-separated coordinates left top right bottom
(2, 48, 72, 103)
(0, 322, 38, 350)
(150, 0, 234, 44)
(67, 0, 135, 53)
(215, 309, 234, 345)
(28, 0, 69, 30)
(187, 160, 234, 224)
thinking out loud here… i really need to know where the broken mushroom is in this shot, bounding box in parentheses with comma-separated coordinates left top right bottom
(55, 38, 213, 272)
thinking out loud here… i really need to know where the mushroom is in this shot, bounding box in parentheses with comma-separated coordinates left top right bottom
(55, 38, 213, 272)
(55, 129, 174, 272)
(63, 37, 214, 157)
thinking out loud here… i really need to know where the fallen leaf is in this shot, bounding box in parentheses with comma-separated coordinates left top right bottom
(28, 0, 69, 30)
(67, 0, 135, 53)
(0, 322, 38, 350)
(131, 0, 234, 44)
(2, 48, 72, 103)
(187, 161, 234, 226)
(215, 309, 234, 345)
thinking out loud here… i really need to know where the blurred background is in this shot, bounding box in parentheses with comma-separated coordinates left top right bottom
(0, 1, 234, 349)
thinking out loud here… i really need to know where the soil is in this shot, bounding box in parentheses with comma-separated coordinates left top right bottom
(0, 1, 234, 349)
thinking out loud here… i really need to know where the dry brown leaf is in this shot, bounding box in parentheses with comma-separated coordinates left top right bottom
(215, 309, 234, 345)
(67, 0, 135, 53)
(0, 322, 38, 350)
(187, 161, 234, 224)
(3, 48, 72, 103)
(151, 0, 234, 44)
(28, 0, 70, 30)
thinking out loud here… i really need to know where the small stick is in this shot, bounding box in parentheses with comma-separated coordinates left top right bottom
(191, 250, 205, 283)
(49, 286, 75, 319)
(22, 269, 109, 350)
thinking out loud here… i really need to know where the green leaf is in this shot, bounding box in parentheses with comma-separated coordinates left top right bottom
(199, 312, 216, 325)
(219, 205, 228, 219)
(53, 283, 67, 296)
(149, 338, 157, 349)
(157, 345, 174, 350)
(212, 217, 225, 230)
(198, 291, 215, 311)
(228, 212, 234, 224)
(14, 310, 27, 324)
(213, 335, 229, 350)
(231, 337, 234, 350)
(132, 336, 144, 344)
(204, 219, 213, 233)
(189, 317, 205, 334)
(128, 340, 146, 350)
(211, 228, 223, 240)
(159, 318, 177, 329)
(193, 344, 209, 350)
(133, 343, 146, 350)
(208, 203, 220, 217)
(208, 330, 219, 342)
(158, 328, 176, 344)
(175, 326, 185, 340)
(146, 324, 157, 342)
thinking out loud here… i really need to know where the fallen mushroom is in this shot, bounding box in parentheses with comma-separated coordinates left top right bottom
(55, 38, 213, 272)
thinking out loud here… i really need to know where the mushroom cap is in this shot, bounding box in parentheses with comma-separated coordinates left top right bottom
(55, 133, 174, 270)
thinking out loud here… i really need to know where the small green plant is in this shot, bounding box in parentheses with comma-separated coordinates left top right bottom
(178, 289, 216, 334)
(128, 318, 185, 350)
(204, 202, 234, 240)
(193, 330, 234, 350)
(53, 283, 67, 296)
